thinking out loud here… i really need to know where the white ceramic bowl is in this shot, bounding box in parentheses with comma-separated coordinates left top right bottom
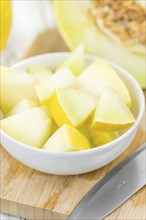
(1, 53, 145, 175)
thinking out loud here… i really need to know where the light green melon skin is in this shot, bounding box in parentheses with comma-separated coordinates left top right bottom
(54, 0, 145, 88)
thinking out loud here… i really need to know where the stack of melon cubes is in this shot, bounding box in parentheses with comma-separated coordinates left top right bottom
(0, 45, 135, 152)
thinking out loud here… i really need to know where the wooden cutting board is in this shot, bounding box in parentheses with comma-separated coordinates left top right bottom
(0, 29, 146, 220)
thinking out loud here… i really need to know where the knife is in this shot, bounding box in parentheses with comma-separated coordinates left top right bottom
(68, 142, 146, 220)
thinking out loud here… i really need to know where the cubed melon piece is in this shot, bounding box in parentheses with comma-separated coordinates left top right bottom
(78, 59, 131, 106)
(35, 67, 76, 104)
(56, 44, 85, 76)
(7, 98, 39, 116)
(0, 66, 39, 114)
(40, 104, 53, 118)
(1, 108, 52, 148)
(91, 87, 135, 131)
(27, 66, 53, 82)
(44, 125, 90, 152)
(89, 129, 119, 146)
(48, 88, 96, 127)
(0, 110, 4, 120)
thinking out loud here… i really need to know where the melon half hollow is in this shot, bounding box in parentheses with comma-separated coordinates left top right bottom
(54, 0, 145, 88)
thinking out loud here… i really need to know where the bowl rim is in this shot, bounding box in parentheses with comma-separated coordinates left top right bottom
(1, 52, 145, 157)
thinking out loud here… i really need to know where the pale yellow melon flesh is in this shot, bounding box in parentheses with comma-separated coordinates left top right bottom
(0, 110, 4, 120)
(43, 125, 90, 152)
(78, 125, 94, 147)
(56, 44, 85, 76)
(78, 59, 131, 106)
(48, 88, 96, 127)
(1, 108, 52, 148)
(91, 87, 135, 131)
(7, 98, 39, 116)
(54, 0, 145, 88)
(0, 66, 39, 114)
(40, 104, 53, 118)
(40, 105, 59, 134)
(35, 68, 76, 104)
(27, 66, 53, 82)
(89, 129, 119, 147)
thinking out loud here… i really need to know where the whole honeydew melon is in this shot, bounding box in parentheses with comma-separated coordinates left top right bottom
(54, 0, 145, 88)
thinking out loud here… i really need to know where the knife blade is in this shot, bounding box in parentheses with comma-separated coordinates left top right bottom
(68, 142, 146, 220)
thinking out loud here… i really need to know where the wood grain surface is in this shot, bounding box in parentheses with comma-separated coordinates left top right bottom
(0, 29, 146, 220)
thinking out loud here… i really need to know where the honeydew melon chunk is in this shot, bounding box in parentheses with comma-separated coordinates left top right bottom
(35, 68, 76, 104)
(0, 66, 39, 114)
(7, 99, 39, 116)
(1, 108, 52, 148)
(0, 110, 4, 120)
(40, 104, 53, 118)
(40, 105, 58, 134)
(51, 119, 59, 135)
(78, 59, 131, 106)
(56, 44, 85, 76)
(91, 87, 135, 131)
(54, 0, 145, 88)
(78, 125, 93, 147)
(48, 88, 96, 127)
(44, 125, 90, 152)
(27, 66, 53, 82)
(89, 129, 119, 147)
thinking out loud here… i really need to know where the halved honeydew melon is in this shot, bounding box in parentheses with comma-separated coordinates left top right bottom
(91, 87, 135, 131)
(48, 88, 96, 127)
(27, 66, 53, 82)
(35, 68, 76, 104)
(43, 125, 90, 152)
(0, 66, 39, 114)
(1, 108, 52, 148)
(78, 59, 131, 106)
(7, 98, 39, 117)
(54, 0, 145, 88)
(56, 44, 85, 76)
